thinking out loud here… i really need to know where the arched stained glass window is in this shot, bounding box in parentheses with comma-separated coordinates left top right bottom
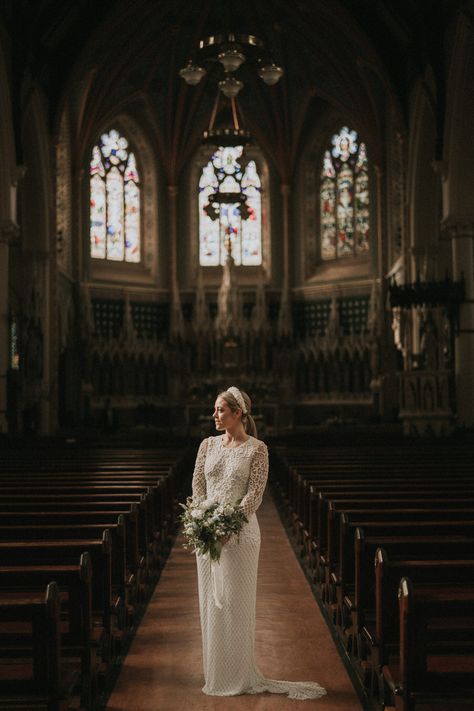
(199, 146, 262, 266)
(90, 129, 141, 262)
(320, 126, 370, 260)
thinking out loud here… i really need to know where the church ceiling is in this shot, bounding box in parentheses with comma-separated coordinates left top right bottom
(0, 0, 466, 173)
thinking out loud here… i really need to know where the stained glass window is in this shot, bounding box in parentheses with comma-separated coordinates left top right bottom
(10, 319, 19, 370)
(199, 146, 262, 266)
(320, 126, 370, 260)
(90, 129, 141, 262)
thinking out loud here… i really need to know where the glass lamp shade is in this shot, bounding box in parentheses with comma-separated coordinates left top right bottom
(258, 62, 284, 86)
(218, 76, 244, 97)
(218, 48, 246, 72)
(179, 62, 206, 85)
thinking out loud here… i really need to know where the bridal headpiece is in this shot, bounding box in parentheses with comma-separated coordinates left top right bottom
(226, 386, 247, 414)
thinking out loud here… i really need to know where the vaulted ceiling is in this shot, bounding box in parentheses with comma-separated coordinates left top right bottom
(1, 0, 466, 175)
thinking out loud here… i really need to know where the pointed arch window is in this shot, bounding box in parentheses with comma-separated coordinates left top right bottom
(199, 145, 262, 266)
(320, 126, 370, 260)
(90, 129, 141, 262)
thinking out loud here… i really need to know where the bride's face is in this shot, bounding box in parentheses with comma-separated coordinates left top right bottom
(213, 396, 238, 431)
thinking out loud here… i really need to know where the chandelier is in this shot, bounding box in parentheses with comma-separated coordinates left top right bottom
(179, 32, 284, 94)
(179, 32, 284, 147)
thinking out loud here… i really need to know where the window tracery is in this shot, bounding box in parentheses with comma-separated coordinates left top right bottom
(199, 145, 262, 266)
(90, 129, 141, 262)
(320, 126, 370, 260)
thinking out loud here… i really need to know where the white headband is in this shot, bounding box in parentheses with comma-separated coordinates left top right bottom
(227, 386, 247, 414)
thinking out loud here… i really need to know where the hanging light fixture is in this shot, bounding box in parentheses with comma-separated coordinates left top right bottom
(258, 61, 284, 86)
(218, 75, 244, 98)
(218, 47, 246, 72)
(180, 33, 284, 93)
(202, 81, 251, 148)
(179, 32, 283, 147)
(180, 28, 282, 230)
(179, 61, 207, 85)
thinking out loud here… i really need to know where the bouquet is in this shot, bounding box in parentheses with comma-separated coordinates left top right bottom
(179, 496, 248, 562)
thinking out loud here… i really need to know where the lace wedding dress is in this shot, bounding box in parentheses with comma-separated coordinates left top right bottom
(192, 435, 327, 700)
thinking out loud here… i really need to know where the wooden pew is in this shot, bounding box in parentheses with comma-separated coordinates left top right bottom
(323, 507, 474, 610)
(348, 528, 474, 656)
(270, 442, 474, 711)
(288, 465, 474, 531)
(0, 444, 191, 711)
(305, 484, 474, 579)
(0, 533, 113, 646)
(297, 473, 474, 557)
(382, 577, 474, 711)
(337, 530, 474, 684)
(0, 581, 75, 711)
(0, 554, 96, 708)
(0, 517, 129, 614)
(0, 490, 155, 575)
(369, 549, 474, 706)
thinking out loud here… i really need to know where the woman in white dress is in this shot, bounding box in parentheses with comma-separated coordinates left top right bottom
(192, 386, 326, 700)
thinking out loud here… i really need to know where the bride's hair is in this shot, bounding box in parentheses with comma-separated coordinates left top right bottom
(220, 389, 257, 438)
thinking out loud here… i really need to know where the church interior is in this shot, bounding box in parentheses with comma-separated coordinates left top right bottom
(0, 0, 473, 710)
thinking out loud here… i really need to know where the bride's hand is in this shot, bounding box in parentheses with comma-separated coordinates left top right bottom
(218, 535, 230, 546)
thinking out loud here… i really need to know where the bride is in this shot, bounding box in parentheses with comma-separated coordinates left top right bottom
(192, 386, 326, 700)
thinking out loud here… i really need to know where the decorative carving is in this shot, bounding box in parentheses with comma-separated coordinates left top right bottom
(398, 370, 455, 436)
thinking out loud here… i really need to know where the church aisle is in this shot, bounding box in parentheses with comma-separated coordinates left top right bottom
(105, 493, 364, 711)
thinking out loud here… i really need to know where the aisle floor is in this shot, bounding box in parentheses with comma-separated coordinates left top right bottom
(106, 493, 365, 711)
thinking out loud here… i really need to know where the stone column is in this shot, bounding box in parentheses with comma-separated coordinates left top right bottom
(0, 220, 19, 432)
(449, 221, 474, 427)
(277, 182, 292, 338)
(168, 184, 185, 340)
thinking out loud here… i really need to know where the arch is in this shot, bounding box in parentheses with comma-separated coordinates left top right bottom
(84, 115, 159, 284)
(443, 14, 474, 219)
(0, 30, 16, 222)
(21, 89, 52, 253)
(406, 74, 439, 279)
(190, 142, 271, 282)
(302, 119, 374, 281)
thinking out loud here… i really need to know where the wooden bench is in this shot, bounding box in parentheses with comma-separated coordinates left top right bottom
(382, 577, 474, 711)
(0, 581, 77, 711)
(369, 549, 474, 706)
(0, 490, 156, 573)
(0, 554, 97, 708)
(323, 507, 474, 608)
(0, 444, 192, 711)
(292, 471, 474, 555)
(0, 516, 131, 612)
(304, 484, 474, 578)
(0, 533, 113, 647)
(348, 529, 474, 656)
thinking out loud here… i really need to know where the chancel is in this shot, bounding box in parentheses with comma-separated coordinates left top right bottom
(0, 1, 473, 710)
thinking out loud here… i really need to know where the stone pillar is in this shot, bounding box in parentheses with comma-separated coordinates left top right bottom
(0, 220, 19, 432)
(277, 182, 292, 338)
(168, 184, 185, 340)
(0, 225, 11, 431)
(449, 221, 474, 428)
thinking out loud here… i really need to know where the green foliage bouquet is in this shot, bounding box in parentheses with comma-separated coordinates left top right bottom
(179, 496, 248, 562)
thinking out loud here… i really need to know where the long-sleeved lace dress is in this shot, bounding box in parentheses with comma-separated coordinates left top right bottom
(192, 434, 327, 700)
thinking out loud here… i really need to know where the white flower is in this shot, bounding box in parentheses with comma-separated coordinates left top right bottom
(191, 509, 204, 519)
